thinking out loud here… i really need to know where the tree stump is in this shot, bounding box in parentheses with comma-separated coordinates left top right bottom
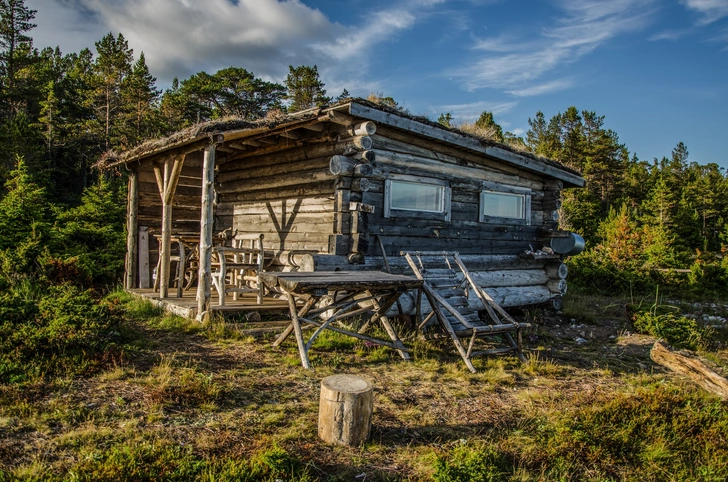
(318, 375, 373, 446)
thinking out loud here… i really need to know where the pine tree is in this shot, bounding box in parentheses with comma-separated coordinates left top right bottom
(120, 52, 159, 147)
(0, 0, 36, 116)
(474, 111, 504, 142)
(438, 112, 452, 127)
(178, 67, 285, 123)
(92, 32, 133, 151)
(285, 65, 330, 112)
(335, 88, 350, 102)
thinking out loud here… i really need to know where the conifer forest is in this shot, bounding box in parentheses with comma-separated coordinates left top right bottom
(1, 1, 727, 480)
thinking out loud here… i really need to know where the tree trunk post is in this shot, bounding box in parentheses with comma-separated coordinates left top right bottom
(197, 145, 216, 320)
(318, 375, 373, 446)
(125, 169, 138, 290)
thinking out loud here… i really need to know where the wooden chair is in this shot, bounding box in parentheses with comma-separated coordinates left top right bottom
(403, 251, 530, 373)
(212, 233, 266, 305)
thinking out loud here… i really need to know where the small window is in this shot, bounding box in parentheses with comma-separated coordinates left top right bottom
(481, 191, 525, 219)
(384, 176, 451, 221)
(480, 183, 531, 225)
(390, 180, 444, 212)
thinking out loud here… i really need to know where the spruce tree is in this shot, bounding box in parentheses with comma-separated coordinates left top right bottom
(0, 0, 36, 116)
(120, 52, 159, 147)
(474, 111, 504, 142)
(285, 65, 330, 112)
(92, 32, 133, 150)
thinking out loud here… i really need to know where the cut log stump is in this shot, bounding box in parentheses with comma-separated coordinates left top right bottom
(318, 375, 373, 446)
(650, 340, 728, 400)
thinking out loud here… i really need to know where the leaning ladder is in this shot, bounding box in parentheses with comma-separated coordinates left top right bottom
(403, 251, 530, 372)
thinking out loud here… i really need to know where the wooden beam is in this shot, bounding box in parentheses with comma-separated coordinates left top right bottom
(124, 169, 138, 290)
(138, 226, 150, 288)
(321, 110, 356, 126)
(159, 157, 173, 298)
(152, 163, 164, 200)
(164, 155, 186, 205)
(197, 145, 216, 320)
(348, 102, 585, 187)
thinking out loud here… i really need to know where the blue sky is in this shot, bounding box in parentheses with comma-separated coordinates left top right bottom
(28, 0, 728, 167)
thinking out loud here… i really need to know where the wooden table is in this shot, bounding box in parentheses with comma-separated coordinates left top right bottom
(262, 271, 422, 369)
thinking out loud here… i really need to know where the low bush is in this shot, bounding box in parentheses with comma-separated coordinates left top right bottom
(0, 284, 126, 384)
(631, 309, 710, 350)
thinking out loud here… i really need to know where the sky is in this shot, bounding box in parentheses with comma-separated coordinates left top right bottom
(26, 0, 728, 168)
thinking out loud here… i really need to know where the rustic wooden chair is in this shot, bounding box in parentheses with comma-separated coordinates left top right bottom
(402, 251, 530, 372)
(212, 233, 266, 305)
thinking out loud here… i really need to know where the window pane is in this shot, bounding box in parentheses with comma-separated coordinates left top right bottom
(482, 191, 524, 219)
(390, 181, 443, 212)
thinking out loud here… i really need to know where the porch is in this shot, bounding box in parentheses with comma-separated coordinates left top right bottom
(127, 288, 290, 319)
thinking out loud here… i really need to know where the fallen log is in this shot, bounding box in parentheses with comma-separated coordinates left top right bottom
(650, 340, 728, 400)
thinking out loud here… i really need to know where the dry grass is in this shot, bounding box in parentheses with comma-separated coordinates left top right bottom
(1, 293, 727, 480)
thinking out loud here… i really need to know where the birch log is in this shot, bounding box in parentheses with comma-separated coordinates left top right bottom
(650, 341, 728, 399)
(197, 145, 216, 320)
(318, 375, 373, 446)
(125, 170, 138, 290)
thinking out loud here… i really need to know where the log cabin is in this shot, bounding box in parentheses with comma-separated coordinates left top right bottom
(99, 98, 585, 319)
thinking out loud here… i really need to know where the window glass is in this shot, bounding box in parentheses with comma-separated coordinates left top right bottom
(482, 191, 525, 219)
(390, 181, 444, 212)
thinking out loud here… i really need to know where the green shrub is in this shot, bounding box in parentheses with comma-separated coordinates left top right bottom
(632, 310, 709, 350)
(433, 444, 510, 482)
(0, 284, 125, 383)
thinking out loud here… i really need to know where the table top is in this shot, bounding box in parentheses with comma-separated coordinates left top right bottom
(260, 271, 422, 293)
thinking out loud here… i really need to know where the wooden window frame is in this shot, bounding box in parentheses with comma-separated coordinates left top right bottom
(384, 174, 451, 222)
(479, 181, 531, 226)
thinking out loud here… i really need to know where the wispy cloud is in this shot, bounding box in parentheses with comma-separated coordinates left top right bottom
(648, 29, 692, 41)
(506, 79, 574, 97)
(680, 0, 728, 25)
(430, 100, 518, 122)
(451, 0, 656, 94)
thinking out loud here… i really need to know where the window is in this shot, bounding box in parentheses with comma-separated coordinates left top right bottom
(480, 182, 531, 225)
(390, 181, 444, 212)
(384, 176, 451, 221)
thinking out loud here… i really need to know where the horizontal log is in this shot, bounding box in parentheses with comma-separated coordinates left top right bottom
(545, 263, 568, 279)
(329, 156, 373, 177)
(364, 254, 547, 273)
(370, 133, 541, 187)
(218, 181, 333, 203)
(217, 156, 330, 183)
(352, 105, 583, 186)
(371, 149, 540, 190)
(216, 168, 336, 194)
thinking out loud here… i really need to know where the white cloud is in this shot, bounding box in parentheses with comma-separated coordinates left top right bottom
(681, 0, 728, 25)
(451, 0, 656, 93)
(27, 0, 443, 90)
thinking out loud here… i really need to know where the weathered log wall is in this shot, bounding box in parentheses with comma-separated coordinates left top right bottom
(215, 144, 347, 257)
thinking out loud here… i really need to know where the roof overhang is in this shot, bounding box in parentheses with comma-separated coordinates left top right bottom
(99, 99, 585, 188)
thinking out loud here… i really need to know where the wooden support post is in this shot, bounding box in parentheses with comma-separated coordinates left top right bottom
(124, 169, 138, 290)
(197, 145, 216, 320)
(318, 375, 373, 446)
(159, 159, 172, 298)
(138, 226, 150, 289)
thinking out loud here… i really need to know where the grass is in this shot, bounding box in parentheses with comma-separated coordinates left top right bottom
(1, 290, 727, 480)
